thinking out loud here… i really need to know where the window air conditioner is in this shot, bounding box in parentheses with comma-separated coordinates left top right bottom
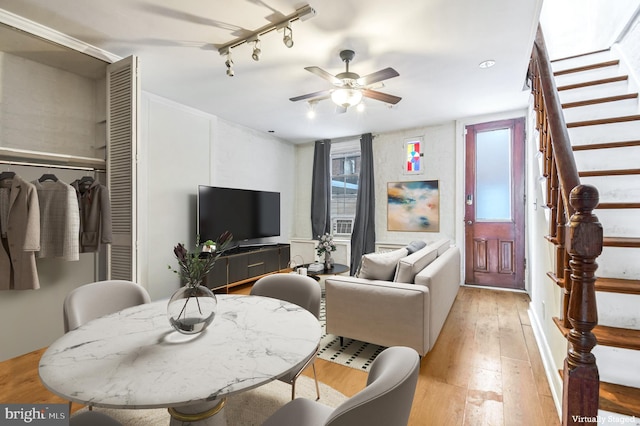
(333, 218, 354, 236)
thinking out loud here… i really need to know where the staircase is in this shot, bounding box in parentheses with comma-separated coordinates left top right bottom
(540, 47, 640, 422)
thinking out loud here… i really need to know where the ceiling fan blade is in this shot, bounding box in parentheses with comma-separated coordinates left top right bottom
(305, 66, 342, 86)
(362, 89, 402, 105)
(357, 67, 399, 86)
(289, 90, 332, 102)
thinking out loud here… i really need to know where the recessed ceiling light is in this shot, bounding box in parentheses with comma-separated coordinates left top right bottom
(478, 60, 496, 69)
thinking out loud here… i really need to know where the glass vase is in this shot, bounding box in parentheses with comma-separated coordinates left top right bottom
(324, 252, 332, 270)
(167, 284, 217, 334)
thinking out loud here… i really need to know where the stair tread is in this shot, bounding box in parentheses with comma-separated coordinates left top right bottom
(563, 93, 638, 109)
(596, 202, 640, 209)
(558, 75, 628, 91)
(603, 237, 640, 247)
(568, 114, 640, 128)
(596, 325, 640, 350)
(551, 48, 610, 63)
(553, 317, 640, 350)
(554, 60, 620, 76)
(579, 168, 640, 177)
(600, 381, 640, 418)
(548, 273, 640, 295)
(573, 140, 640, 151)
(596, 277, 640, 295)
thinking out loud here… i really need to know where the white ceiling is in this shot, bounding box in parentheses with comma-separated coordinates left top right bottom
(0, 0, 545, 143)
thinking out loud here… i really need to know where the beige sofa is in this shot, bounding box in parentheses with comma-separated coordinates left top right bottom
(324, 239, 461, 356)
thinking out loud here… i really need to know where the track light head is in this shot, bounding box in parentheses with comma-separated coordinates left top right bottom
(224, 52, 234, 77)
(251, 40, 261, 61)
(282, 26, 294, 48)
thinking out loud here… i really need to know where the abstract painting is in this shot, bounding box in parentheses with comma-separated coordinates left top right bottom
(387, 180, 440, 232)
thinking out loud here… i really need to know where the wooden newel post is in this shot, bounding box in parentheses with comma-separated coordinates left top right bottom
(562, 184, 602, 425)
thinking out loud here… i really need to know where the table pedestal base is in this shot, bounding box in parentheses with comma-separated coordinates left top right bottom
(168, 398, 227, 425)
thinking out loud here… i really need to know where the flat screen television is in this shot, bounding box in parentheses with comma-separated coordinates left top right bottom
(197, 185, 281, 244)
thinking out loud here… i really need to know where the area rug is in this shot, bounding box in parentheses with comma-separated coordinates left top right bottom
(317, 296, 386, 372)
(73, 376, 346, 425)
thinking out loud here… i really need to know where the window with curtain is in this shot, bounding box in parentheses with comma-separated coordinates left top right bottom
(330, 140, 360, 236)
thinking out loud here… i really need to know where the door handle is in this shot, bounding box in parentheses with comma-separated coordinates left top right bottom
(467, 220, 473, 225)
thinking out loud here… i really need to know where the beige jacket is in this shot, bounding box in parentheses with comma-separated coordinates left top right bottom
(0, 175, 41, 290)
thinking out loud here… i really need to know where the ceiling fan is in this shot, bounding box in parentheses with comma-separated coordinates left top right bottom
(290, 50, 402, 113)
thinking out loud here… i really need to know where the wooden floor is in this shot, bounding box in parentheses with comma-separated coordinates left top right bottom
(0, 286, 560, 426)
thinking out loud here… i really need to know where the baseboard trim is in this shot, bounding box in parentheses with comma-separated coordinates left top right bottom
(528, 306, 563, 420)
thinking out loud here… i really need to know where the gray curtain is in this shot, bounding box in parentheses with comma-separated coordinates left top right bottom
(311, 139, 331, 239)
(350, 133, 376, 275)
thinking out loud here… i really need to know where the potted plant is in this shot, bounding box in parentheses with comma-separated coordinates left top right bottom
(167, 231, 233, 334)
(317, 233, 337, 269)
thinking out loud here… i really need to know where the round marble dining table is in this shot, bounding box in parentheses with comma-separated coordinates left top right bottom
(38, 294, 321, 425)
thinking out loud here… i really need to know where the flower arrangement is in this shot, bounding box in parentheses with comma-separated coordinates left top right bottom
(169, 231, 233, 287)
(316, 232, 337, 257)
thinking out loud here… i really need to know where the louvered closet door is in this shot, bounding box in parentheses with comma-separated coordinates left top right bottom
(106, 55, 139, 281)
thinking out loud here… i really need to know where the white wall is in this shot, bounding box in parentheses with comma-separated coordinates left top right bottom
(540, 0, 640, 60)
(522, 104, 566, 412)
(293, 123, 457, 247)
(139, 93, 296, 301)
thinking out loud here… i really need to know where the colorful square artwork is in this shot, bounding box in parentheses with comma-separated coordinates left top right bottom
(406, 141, 421, 172)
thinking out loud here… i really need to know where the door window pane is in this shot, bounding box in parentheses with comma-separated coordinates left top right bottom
(476, 128, 511, 221)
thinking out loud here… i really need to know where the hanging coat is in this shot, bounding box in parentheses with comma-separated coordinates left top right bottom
(33, 179, 80, 261)
(70, 179, 112, 253)
(0, 175, 41, 290)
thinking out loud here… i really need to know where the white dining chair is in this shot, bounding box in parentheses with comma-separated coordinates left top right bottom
(261, 346, 420, 426)
(63, 280, 150, 425)
(70, 411, 122, 426)
(63, 280, 151, 332)
(250, 273, 322, 400)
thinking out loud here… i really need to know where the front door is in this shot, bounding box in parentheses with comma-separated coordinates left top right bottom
(464, 118, 525, 289)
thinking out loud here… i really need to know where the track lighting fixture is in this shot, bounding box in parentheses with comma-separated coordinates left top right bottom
(217, 4, 315, 73)
(282, 26, 294, 48)
(224, 51, 234, 77)
(251, 39, 261, 61)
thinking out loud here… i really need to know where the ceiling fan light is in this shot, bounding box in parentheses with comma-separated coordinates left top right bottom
(331, 89, 363, 108)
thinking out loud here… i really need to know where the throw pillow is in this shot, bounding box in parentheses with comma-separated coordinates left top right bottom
(406, 240, 427, 254)
(357, 248, 409, 281)
(393, 245, 439, 284)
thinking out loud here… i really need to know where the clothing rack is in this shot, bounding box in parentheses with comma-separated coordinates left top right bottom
(0, 147, 106, 172)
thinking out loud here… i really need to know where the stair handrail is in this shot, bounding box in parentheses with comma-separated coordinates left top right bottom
(530, 25, 602, 426)
(532, 27, 580, 214)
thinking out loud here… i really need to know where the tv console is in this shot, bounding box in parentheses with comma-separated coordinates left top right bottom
(203, 243, 290, 292)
